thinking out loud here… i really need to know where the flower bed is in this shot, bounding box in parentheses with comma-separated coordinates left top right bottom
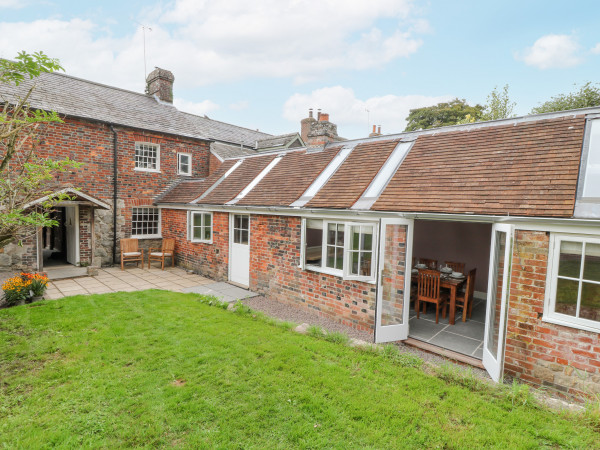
(1, 272, 49, 306)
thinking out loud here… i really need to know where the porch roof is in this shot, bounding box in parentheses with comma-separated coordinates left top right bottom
(157, 111, 590, 218)
(25, 188, 111, 210)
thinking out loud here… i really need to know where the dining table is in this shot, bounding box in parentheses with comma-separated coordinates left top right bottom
(411, 267, 467, 325)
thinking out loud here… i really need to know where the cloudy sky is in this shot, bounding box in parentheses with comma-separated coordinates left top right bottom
(2, 0, 600, 138)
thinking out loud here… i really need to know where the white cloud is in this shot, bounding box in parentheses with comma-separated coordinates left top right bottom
(229, 100, 249, 111)
(592, 43, 600, 55)
(0, 0, 427, 91)
(0, 0, 24, 8)
(283, 86, 452, 138)
(173, 98, 219, 116)
(518, 34, 583, 69)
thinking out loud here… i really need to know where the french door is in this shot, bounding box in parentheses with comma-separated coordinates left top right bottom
(375, 218, 413, 343)
(229, 214, 250, 287)
(482, 223, 513, 381)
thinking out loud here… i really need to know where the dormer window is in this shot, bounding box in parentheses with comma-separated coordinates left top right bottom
(135, 142, 160, 172)
(177, 153, 192, 176)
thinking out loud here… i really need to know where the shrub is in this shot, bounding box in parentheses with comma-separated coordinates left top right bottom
(21, 273, 49, 296)
(2, 275, 32, 305)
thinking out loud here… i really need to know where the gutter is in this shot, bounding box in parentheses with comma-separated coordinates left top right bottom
(110, 124, 118, 265)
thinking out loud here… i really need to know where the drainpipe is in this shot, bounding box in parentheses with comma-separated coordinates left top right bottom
(110, 124, 118, 265)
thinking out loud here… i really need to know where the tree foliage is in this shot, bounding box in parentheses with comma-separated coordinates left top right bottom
(404, 98, 484, 131)
(1, 51, 80, 249)
(481, 84, 516, 121)
(531, 82, 600, 114)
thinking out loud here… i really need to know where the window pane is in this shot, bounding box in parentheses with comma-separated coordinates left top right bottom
(193, 227, 203, 240)
(193, 214, 202, 227)
(350, 251, 359, 275)
(204, 214, 211, 228)
(326, 245, 336, 268)
(350, 226, 360, 251)
(305, 220, 323, 266)
(336, 224, 345, 246)
(240, 230, 249, 245)
(580, 282, 600, 321)
(555, 278, 579, 317)
(234, 215, 241, 229)
(204, 227, 211, 241)
(335, 248, 343, 270)
(327, 223, 337, 245)
(362, 227, 373, 251)
(583, 243, 600, 282)
(361, 251, 372, 276)
(558, 241, 582, 278)
(241, 216, 249, 231)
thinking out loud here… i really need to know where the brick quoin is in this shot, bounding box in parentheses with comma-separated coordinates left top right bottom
(504, 230, 600, 398)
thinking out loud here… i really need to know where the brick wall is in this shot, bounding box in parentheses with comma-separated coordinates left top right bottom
(504, 230, 600, 398)
(79, 206, 93, 265)
(161, 209, 229, 280)
(209, 153, 222, 175)
(249, 214, 377, 332)
(2, 117, 211, 269)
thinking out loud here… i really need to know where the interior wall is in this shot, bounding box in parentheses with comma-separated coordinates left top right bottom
(412, 220, 491, 293)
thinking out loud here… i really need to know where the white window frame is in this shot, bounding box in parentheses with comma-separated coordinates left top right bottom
(302, 218, 378, 283)
(188, 211, 213, 244)
(544, 233, 600, 333)
(177, 152, 192, 176)
(131, 207, 161, 239)
(134, 142, 161, 173)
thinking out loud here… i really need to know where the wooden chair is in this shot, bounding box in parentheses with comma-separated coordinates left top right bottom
(445, 261, 465, 274)
(148, 238, 175, 270)
(120, 238, 144, 270)
(416, 269, 448, 324)
(417, 258, 438, 269)
(454, 268, 476, 322)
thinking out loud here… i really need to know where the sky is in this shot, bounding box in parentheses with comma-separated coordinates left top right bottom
(1, 0, 600, 139)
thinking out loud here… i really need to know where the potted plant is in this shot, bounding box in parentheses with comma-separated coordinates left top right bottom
(22, 273, 49, 302)
(1, 275, 32, 306)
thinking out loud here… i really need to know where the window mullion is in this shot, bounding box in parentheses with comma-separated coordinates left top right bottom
(576, 241, 586, 317)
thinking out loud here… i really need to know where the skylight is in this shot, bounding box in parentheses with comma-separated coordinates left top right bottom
(192, 159, 243, 203)
(582, 119, 600, 198)
(352, 141, 414, 210)
(226, 156, 283, 205)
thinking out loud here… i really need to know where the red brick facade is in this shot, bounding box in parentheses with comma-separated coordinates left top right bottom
(504, 230, 600, 397)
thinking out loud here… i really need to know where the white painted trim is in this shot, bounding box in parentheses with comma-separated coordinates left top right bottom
(177, 152, 193, 176)
(131, 206, 162, 239)
(189, 211, 214, 244)
(25, 188, 110, 210)
(227, 156, 282, 205)
(134, 141, 160, 172)
(192, 159, 243, 203)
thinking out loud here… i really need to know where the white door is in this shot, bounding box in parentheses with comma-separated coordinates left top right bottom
(65, 205, 79, 265)
(375, 218, 413, 343)
(229, 214, 250, 287)
(482, 223, 513, 381)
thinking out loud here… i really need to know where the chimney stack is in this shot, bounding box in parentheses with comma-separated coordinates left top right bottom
(369, 124, 382, 138)
(300, 108, 317, 143)
(146, 67, 175, 103)
(306, 111, 339, 146)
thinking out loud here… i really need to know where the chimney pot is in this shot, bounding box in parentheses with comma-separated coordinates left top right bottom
(308, 108, 313, 118)
(320, 113, 329, 122)
(372, 125, 376, 133)
(377, 125, 381, 134)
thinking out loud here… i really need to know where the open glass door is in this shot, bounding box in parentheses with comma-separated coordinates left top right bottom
(482, 223, 513, 381)
(375, 218, 413, 343)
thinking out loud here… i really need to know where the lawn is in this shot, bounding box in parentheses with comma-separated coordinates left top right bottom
(0, 291, 598, 448)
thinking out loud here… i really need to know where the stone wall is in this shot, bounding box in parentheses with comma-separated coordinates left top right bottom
(504, 230, 600, 398)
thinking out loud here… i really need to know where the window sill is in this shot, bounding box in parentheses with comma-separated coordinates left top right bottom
(132, 234, 162, 240)
(305, 265, 376, 284)
(190, 239, 213, 244)
(542, 314, 600, 334)
(134, 168, 161, 174)
(178, 172, 192, 177)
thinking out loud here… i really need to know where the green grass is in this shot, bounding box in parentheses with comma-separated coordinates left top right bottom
(1, 291, 598, 448)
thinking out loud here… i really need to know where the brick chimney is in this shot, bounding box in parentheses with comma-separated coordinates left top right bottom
(146, 67, 175, 103)
(306, 111, 339, 146)
(300, 108, 317, 143)
(369, 125, 382, 137)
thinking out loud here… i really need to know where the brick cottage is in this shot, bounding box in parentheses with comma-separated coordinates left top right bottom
(3, 68, 600, 398)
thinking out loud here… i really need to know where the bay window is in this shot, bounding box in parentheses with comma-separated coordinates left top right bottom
(546, 234, 600, 332)
(303, 218, 377, 282)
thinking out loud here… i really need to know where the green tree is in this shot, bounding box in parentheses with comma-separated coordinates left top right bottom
(404, 98, 484, 131)
(481, 84, 516, 121)
(531, 82, 600, 114)
(1, 51, 80, 248)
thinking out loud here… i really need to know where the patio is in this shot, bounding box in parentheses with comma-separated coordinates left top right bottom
(45, 267, 257, 303)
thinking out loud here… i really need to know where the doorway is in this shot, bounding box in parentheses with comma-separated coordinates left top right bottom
(229, 213, 250, 287)
(42, 205, 79, 268)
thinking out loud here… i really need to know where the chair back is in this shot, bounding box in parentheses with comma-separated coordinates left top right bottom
(417, 269, 440, 301)
(445, 261, 465, 274)
(121, 238, 139, 253)
(162, 238, 175, 252)
(465, 268, 476, 301)
(419, 258, 438, 269)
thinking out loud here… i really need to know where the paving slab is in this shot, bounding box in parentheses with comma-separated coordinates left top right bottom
(182, 282, 259, 302)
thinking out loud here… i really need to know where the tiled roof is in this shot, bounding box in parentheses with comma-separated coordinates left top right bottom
(211, 142, 257, 160)
(237, 147, 341, 207)
(159, 160, 238, 203)
(1, 71, 271, 146)
(307, 139, 401, 209)
(374, 115, 585, 217)
(200, 154, 277, 204)
(256, 133, 302, 150)
(159, 112, 589, 218)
